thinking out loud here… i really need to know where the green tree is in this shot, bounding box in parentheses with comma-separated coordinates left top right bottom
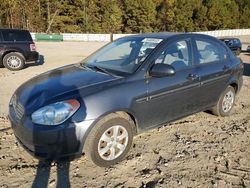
(156, 0, 176, 32)
(0, 0, 249, 33)
(98, 0, 123, 33)
(241, 7, 250, 28)
(192, 0, 208, 31)
(174, 0, 194, 32)
(51, 0, 84, 33)
(236, 0, 250, 28)
(156, 0, 195, 32)
(204, 0, 240, 30)
(123, 0, 156, 33)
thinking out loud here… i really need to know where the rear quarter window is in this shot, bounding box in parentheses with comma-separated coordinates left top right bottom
(2, 30, 32, 42)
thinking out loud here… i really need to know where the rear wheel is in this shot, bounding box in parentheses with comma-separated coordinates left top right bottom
(211, 86, 235, 116)
(84, 113, 134, 167)
(3, 52, 25, 71)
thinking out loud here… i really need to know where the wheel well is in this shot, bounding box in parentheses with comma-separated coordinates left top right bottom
(230, 83, 238, 93)
(115, 111, 138, 134)
(2, 51, 25, 61)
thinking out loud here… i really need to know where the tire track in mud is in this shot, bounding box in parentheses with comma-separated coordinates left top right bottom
(211, 115, 250, 187)
(215, 165, 250, 187)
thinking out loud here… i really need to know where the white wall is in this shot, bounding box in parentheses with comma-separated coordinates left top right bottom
(63, 33, 110, 42)
(195, 29, 250, 37)
(32, 29, 250, 42)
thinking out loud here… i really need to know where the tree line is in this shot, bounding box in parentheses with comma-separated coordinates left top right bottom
(0, 0, 250, 33)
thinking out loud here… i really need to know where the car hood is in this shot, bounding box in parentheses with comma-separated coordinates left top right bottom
(14, 64, 120, 112)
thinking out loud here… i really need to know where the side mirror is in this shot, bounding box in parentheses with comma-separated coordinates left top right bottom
(149, 64, 176, 77)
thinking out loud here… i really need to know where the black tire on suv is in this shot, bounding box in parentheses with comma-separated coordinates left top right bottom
(3, 52, 25, 71)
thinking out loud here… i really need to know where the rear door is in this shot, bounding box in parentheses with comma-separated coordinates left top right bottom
(192, 37, 232, 108)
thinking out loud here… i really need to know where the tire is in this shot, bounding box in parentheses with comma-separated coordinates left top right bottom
(84, 113, 134, 167)
(211, 86, 235, 116)
(3, 52, 25, 71)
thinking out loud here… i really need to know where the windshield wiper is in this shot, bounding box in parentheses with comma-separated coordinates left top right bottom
(92, 66, 115, 76)
(80, 63, 116, 77)
(80, 63, 92, 70)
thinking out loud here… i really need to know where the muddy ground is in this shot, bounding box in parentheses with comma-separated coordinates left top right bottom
(0, 37, 250, 188)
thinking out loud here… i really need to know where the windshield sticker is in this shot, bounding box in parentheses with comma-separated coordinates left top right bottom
(142, 38, 163, 43)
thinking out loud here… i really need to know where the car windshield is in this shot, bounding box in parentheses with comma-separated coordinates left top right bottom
(81, 37, 163, 76)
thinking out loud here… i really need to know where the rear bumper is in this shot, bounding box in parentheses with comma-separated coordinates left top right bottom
(9, 105, 94, 160)
(25, 51, 39, 62)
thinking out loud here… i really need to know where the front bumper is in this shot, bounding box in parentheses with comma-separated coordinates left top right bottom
(9, 105, 94, 160)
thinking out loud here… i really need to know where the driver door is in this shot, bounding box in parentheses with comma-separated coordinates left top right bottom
(145, 38, 201, 129)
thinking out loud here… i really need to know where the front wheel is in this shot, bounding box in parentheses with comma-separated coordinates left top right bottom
(211, 86, 235, 116)
(84, 113, 134, 167)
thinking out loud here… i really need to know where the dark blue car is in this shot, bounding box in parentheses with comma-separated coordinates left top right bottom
(9, 33, 243, 167)
(219, 37, 242, 56)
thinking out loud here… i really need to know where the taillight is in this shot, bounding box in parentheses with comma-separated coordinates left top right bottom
(30, 43, 36, 51)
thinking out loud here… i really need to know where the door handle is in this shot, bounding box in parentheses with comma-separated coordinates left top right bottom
(187, 74, 199, 81)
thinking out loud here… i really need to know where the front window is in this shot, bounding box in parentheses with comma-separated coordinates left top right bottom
(81, 37, 163, 75)
(154, 39, 192, 71)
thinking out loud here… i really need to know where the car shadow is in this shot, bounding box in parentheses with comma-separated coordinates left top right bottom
(24, 54, 45, 69)
(32, 160, 70, 188)
(243, 63, 250, 76)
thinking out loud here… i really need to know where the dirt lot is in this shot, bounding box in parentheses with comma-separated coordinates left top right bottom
(0, 37, 250, 188)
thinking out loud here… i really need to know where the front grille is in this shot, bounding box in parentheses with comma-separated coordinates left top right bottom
(10, 94, 24, 122)
(14, 102, 24, 121)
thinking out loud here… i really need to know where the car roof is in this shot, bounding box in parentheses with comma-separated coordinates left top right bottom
(219, 37, 240, 40)
(123, 32, 217, 41)
(130, 32, 182, 39)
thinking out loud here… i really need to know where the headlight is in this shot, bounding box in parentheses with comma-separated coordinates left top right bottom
(31, 99, 80, 125)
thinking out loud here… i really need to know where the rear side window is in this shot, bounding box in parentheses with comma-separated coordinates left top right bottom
(2, 30, 32, 42)
(195, 40, 227, 64)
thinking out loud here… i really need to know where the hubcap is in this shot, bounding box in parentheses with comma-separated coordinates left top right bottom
(98, 125, 128, 161)
(7, 56, 21, 68)
(222, 91, 234, 113)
